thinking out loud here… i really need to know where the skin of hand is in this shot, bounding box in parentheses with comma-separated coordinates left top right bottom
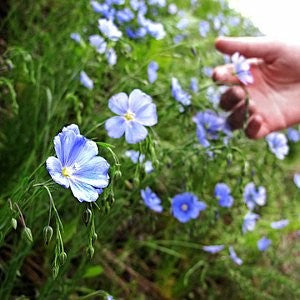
(212, 37, 300, 139)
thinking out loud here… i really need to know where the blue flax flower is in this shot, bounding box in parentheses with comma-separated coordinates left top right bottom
(171, 192, 206, 223)
(89, 35, 107, 54)
(199, 21, 210, 37)
(116, 8, 134, 24)
(70, 33, 82, 43)
(176, 18, 189, 30)
(294, 173, 300, 188)
(141, 187, 163, 213)
(243, 182, 266, 210)
(168, 3, 177, 14)
(243, 211, 259, 233)
(125, 150, 145, 163)
(171, 77, 191, 106)
(231, 52, 253, 85)
(229, 246, 243, 265)
(190, 77, 199, 93)
(287, 128, 300, 142)
(80, 71, 94, 90)
(98, 19, 122, 41)
(46, 125, 110, 202)
(105, 89, 157, 144)
(144, 160, 154, 173)
(147, 61, 159, 83)
(202, 245, 224, 254)
(214, 183, 234, 207)
(257, 236, 271, 251)
(271, 219, 289, 229)
(106, 48, 117, 65)
(266, 132, 289, 160)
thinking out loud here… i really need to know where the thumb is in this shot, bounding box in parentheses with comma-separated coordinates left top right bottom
(215, 37, 282, 63)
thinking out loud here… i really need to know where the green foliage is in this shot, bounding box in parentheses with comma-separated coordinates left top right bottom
(0, 0, 299, 299)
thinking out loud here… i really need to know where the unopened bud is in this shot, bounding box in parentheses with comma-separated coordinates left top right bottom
(115, 170, 122, 178)
(24, 227, 33, 243)
(11, 218, 17, 230)
(87, 246, 95, 258)
(59, 252, 67, 265)
(83, 208, 92, 226)
(93, 233, 98, 242)
(43, 225, 53, 245)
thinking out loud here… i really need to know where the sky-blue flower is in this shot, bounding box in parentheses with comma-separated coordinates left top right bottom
(125, 150, 145, 163)
(89, 34, 107, 54)
(231, 52, 253, 85)
(98, 19, 122, 41)
(70, 33, 82, 43)
(266, 132, 289, 160)
(202, 245, 224, 254)
(147, 61, 159, 83)
(243, 182, 266, 210)
(294, 173, 300, 188)
(257, 236, 271, 251)
(171, 77, 191, 106)
(105, 89, 158, 144)
(214, 183, 234, 208)
(171, 192, 206, 223)
(199, 20, 210, 37)
(270, 219, 289, 229)
(168, 3, 177, 14)
(116, 8, 134, 24)
(46, 125, 110, 202)
(229, 246, 243, 265)
(287, 128, 300, 143)
(106, 48, 117, 65)
(141, 187, 163, 213)
(243, 211, 259, 233)
(80, 71, 94, 90)
(190, 77, 199, 93)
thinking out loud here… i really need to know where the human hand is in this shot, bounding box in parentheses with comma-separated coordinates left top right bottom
(213, 37, 300, 138)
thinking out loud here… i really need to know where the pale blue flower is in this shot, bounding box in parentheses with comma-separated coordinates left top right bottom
(168, 3, 177, 14)
(190, 77, 199, 93)
(89, 35, 107, 54)
(144, 160, 154, 173)
(202, 66, 213, 77)
(231, 52, 253, 85)
(257, 236, 271, 251)
(116, 8, 134, 23)
(266, 132, 289, 160)
(80, 71, 94, 90)
(202, 245, 224, 254)
(91, 1, 110, 15)
(294, 173, 300, 188)
(287, 128, 300, 142)
(141, 187, 163, 212)
(148, 0, 166, 7)
(173, 34, 185, 44)
(199, 21, 210, 37)
(70, 33, 82, 43)
(125, 150, 145, 163)
(46, 125, 110, 202)
(229, 246, 243, 265)
(126, 27, 147, 39)
(171, 77, 191, 106)
(271, 219, 289, 229)
(171, 192, 206, 223)
(98, 19, 122, 41)
(243, 211, 259, 233)
(106, 48, 117, 65)
(176, 18, 189, 30)
(145, 20, 166, 40)
(147, 61, 159, 83)
(130, 0, 147, 13)
(243, 182, 266, 210)
(105, 89, 157, 144)
(214, 183, 234, 208)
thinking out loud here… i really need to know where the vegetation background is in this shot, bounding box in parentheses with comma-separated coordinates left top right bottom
(0, 0, 299, 299)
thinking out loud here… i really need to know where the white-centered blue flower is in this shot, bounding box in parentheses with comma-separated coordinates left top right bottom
(46, 124, 110, 202)
(231, 52, 253, 85)
(89, 35, 107, 54)
(266, 132, 289, 160)
(105, 89, 158, 144)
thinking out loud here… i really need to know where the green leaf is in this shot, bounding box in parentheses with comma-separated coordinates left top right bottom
(83, 265, 104, 278)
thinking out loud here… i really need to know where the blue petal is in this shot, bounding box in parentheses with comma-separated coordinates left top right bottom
(46, 156, 69, 188)
(135, 103, 157, 126)
(69, 179, 99, 202)
(105, 116, 126, 138)
(62, 124, 80, 135)
(128, 89, 152, 113)
(108, 92, 129, 115)
(72, 156, 110, 188)
(125, 121, 148, 144)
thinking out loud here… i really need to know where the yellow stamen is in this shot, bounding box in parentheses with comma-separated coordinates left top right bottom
(62, 167, 71, 177)
(124, 112, 135, 121)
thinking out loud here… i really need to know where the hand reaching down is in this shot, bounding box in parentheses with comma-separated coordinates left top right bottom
(213, 37, 300, 139)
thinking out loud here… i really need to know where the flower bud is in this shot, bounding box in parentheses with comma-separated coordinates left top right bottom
(93, 233, 98, 242)
(59, 252, 67, 265)
(43, 225, 53, 245)
(24, 227, 33, 243)
(114, 170, 122, 178)
(11, 218, 17, 230)
(87, 246, 95, 258)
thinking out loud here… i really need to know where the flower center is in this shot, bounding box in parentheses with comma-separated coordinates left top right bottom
(181, 203, 189, 211)
(62, 167, 72, 177)
(124, 112, 135, 121)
